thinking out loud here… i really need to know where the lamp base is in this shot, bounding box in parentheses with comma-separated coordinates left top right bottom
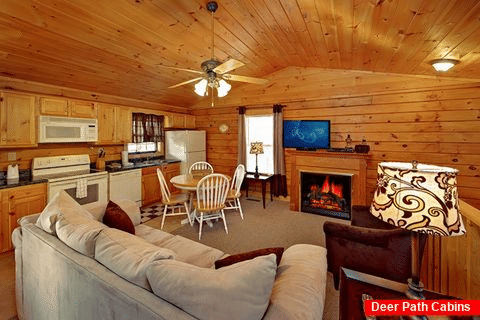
(405, 278, 425, 300)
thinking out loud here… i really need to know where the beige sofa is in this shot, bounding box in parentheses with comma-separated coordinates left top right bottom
(13, 192, 328, 320)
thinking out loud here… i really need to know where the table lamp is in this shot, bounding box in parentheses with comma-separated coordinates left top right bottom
(249, 141, 264, 178)
(370, 161, 465, 300)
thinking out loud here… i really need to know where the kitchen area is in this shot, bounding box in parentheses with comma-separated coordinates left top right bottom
(0, 91, 203, 253)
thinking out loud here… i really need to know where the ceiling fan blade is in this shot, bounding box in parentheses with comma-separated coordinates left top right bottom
(213, 59, 245, 74)
(168, 77, 204, 89)
(223, 74, 269, 85)
(158, 65, 204, 75)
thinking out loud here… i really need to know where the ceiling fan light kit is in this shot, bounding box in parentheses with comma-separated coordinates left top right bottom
(166, 1, 267, 104)
(431, 59, 459, 72)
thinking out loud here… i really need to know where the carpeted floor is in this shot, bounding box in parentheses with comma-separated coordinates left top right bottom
(142, 197, 351, 320)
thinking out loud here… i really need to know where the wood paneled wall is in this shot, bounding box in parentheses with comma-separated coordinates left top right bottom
(193, 67, 480, 208)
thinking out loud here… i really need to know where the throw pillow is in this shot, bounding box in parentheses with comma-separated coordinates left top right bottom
(95, 228, 176, 290)
(36, 190, 93, 235)
(215, 247, 284, 269)
(103, 201, 135, 234)
(146, 254, 277, 320)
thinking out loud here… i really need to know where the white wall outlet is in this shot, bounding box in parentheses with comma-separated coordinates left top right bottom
(7, 152, 16, 161)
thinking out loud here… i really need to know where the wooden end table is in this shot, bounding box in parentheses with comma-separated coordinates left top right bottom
(244, 173, 273, 209)
(339, 268, 472, 320)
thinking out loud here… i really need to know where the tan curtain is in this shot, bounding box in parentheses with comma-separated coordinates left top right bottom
(272, 104, 288, 197)
(237, 107, 247, 166)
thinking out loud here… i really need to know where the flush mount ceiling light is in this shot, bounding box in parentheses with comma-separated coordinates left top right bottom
(431, 59, 459, 72)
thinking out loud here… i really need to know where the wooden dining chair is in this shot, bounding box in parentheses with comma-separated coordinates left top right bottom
(224, 164, 245, 219)
(157, 168, 192, 229)
(189, 161, 214, 176)
(193, 173, 230, 240)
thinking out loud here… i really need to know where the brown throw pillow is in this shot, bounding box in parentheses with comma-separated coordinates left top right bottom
(215, 247, 284, 269)
(103, 201, 135, 235)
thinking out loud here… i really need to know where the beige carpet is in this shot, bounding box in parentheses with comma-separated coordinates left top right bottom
(143, 198, 351, 320)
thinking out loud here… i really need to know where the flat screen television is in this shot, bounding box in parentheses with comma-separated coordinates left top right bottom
(283, 120, 330, 149)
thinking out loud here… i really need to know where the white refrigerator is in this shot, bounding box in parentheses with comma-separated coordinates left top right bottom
(166, 130, 206, 175)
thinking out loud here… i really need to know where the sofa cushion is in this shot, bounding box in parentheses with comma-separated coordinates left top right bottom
(262, 244, 328, 320)
(103, 201, 135, 234)
(134, 224, 175, 246)
(95, 228, 176, 290)
(155, 235, 225, 268)
(56, 212, 107, 258)
(146, 254, 277, 320)
(215, 247, 284, 269)
(36, 191, 93, 235)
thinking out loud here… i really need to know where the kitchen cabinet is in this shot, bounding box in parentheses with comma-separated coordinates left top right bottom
(39, 97, 97, 118)
(185, 115, 196, 129)
(97, 103, 132, 144)
(142, 163, 180, 206)
(164, 114, 196, 129)
(0, 92, 37, 147)
(1, 183, 47, 252)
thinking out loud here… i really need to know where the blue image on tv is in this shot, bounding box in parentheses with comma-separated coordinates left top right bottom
(283, 120, 330, 149)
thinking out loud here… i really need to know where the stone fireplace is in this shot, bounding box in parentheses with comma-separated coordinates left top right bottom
(289, 150, 369, 219)
(300, 172, 352, 219)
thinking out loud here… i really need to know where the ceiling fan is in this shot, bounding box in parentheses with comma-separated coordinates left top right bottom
(163, 1, 268, 104)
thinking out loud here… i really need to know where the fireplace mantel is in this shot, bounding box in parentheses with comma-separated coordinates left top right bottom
(289, 150, 370, 212)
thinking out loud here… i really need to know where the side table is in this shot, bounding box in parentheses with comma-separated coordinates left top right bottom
(339, 268, 472, 320)
(244, 173, 273, 209)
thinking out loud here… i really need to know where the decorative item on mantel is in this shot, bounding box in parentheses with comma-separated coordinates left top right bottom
(354, 138, 370, 153)
(344, 134, 354, 152)
(370, 160, 465, 300)
(250, 141, 264, 178)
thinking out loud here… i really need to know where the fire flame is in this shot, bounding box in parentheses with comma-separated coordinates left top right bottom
(320, 176, 343, 198)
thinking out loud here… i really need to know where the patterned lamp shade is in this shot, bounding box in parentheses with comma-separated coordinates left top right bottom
(370, 161, 465, 237)
(250, 141, 264, 155)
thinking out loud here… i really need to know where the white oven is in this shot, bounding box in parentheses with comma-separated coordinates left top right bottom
(32, 154, 108, 211)
(48, 173, 108, 211)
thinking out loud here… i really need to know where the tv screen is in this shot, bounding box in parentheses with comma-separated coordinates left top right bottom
(283, 120, 330, 149)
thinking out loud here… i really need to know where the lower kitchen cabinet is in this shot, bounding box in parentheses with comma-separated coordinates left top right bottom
(1, 183, 47, 252)
(142, 163, 180, 207)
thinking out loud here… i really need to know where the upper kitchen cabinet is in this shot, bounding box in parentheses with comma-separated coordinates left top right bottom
(164, 114, 195, 129)
(39, 97, 97, 118)
(0, 92, 36, 147)
(97, 103, 131, 144)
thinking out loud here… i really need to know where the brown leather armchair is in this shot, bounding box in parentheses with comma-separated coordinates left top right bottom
(323, 205, 426, 290)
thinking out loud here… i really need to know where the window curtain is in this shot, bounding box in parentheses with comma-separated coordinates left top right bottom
(237, 107, 246, 166)
(272, 104, 288, 197)
(132, 113, 164, 143)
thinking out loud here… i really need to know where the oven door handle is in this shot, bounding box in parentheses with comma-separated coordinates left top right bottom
(49, 175, 107, 187)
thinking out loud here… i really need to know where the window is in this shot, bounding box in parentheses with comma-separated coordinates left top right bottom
(127, 142, 158, 153)
(245, 115, 274, 175)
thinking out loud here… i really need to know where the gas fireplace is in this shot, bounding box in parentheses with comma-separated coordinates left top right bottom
(300, 172, 351, 220)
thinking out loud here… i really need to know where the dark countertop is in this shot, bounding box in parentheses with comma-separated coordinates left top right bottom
(103, 158, 181, 173)
(0, 170, 48, 190)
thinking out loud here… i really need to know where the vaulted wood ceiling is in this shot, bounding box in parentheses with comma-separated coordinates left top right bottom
(1, 0, 480, 108)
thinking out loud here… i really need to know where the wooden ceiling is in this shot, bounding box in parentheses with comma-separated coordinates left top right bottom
(1, 0, 480, 108)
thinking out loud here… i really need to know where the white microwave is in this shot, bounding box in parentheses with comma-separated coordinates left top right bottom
(38, 116, 98, 143)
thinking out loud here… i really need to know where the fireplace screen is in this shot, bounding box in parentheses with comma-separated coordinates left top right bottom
(300, 172, 351, 220)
